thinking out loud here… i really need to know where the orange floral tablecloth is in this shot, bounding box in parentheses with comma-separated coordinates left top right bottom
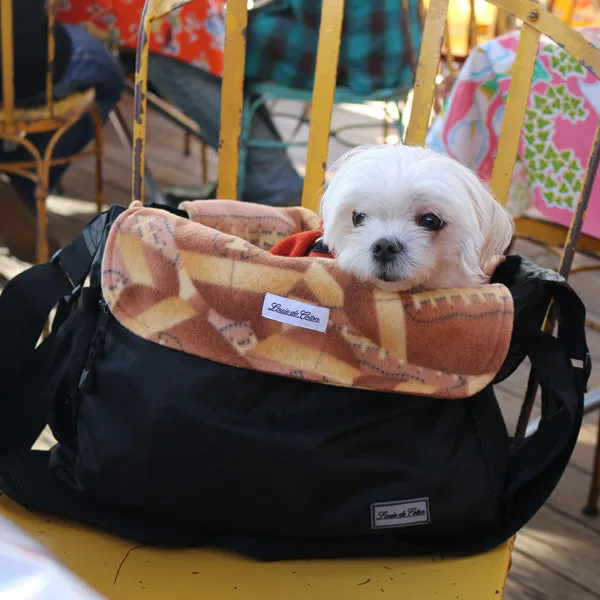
(56, 0, 225, 77)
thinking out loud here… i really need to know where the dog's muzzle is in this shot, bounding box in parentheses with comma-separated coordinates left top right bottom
(371, 238, 403, 265)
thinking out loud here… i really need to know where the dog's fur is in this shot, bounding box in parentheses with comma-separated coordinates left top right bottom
(320, 145, 514, 292)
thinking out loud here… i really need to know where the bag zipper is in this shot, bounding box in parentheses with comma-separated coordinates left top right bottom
(79, 297, 110, 393)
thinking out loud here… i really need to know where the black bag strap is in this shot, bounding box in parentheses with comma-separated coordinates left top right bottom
(0, 206, 125, 455)
(444, 276, 589, 555)
(503, 279, 587, 518)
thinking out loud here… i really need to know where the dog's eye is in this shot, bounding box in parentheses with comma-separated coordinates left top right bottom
(352, 211, 367, 227)
(419, 213, 445, 231)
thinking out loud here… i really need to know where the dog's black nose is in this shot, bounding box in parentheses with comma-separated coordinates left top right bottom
(372, 238, 403, 264)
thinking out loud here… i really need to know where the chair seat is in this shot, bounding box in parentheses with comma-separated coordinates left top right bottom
(0, 88, 96, 135)
(0, 492, 512, 599)
(248, 82, 408, 104)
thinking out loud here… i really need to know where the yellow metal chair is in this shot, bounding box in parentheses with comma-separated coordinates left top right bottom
(0, 0, 599, 598)
(0, 0, 104, 263)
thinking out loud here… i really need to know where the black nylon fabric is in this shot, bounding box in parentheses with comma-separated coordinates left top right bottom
(0, 205, 589, 560)
(44, 313, 509, 541)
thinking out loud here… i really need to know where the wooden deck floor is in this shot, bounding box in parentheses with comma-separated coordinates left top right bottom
(1, 95, 599, 599)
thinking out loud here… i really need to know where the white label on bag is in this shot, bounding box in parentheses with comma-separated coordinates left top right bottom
(261, 293, 330, 333)
(371, 498, 430, 529)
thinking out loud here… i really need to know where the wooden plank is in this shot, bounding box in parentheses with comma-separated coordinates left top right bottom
(505, 551, 600, 600)
(512, 505, 600, 597)
(547, 463, 600, 536)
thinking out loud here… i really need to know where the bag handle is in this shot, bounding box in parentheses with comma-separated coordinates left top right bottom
(435, 277, 589, 555)
(503, 279, 588, 514)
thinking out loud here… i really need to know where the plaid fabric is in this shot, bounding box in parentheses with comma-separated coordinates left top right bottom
(245, 0, 423, 94)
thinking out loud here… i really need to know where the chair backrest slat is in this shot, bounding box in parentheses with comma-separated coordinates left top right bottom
(301, 0, 344, 212)
(132, 0, 195, 201)
(0, 0, 14, 127)
(489, 24, 540, 205)
(132, 1, 154, 202)
(404, 0, 448, 146)
(216, 0, 248, 200)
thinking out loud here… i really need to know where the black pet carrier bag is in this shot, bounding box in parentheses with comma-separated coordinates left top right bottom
(0, 201, 589, 560)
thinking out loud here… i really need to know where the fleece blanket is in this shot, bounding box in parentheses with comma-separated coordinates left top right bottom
(101, 200, 514, 399)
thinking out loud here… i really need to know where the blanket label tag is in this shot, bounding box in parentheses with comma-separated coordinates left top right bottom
(371, 498, 430, 529)
(261, 293, 330, 333)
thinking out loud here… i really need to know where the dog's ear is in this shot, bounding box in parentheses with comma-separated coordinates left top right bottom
(319, 145, 374, 222)
(479, 192, 514, 269)
(456, 167, 514, 284)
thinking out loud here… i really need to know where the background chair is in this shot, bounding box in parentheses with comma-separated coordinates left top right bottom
(235, 0, 422, 199)
(0, 0, 104, 263)
(118, 50, 211, 203)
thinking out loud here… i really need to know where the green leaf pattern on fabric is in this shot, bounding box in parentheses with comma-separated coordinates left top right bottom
(521, 44, 589, 210)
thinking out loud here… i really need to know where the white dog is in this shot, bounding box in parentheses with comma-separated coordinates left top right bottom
(319, 145, 514, 292)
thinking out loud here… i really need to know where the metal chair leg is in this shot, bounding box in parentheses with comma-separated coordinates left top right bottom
(184, 130, 192, 156)
(109, 106, 167, 205)
(583, 407, 600, 516)
(383, 102, 390, 143)
(237, 95, 255, 200)
(526, 389, 600, 436)
(90, 106, 104, 214)
(290, 102, 311, 140)
(201, 142, 208, 185)
(35, 178, 49, 264)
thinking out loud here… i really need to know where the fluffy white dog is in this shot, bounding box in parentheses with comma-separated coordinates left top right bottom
(319, 145, 514, 292)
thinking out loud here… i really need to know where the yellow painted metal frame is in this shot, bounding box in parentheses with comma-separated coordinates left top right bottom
(405, 0, 449, 146)
(490, 23, 540, 206)
(0, 0, 104, 263)
(216, 0, 248, 199)
(301, 0, 344, 210)
(132, 0, 209, 202)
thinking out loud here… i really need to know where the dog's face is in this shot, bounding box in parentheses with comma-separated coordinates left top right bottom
(320, 145, 514, 292)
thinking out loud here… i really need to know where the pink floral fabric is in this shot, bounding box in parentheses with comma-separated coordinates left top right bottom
(427, 29, 600, 239)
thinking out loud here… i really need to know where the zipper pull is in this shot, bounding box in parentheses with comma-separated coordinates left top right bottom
(79, 298, 111, 393)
